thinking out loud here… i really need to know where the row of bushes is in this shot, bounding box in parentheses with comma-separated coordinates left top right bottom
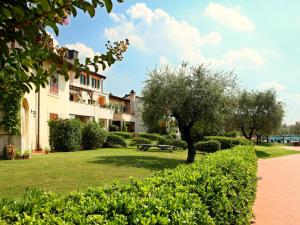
(0, 145, 257, 224)
(195, 136, 253, 153)
(49, 120, 128, 151)
(112, 132, 188, 150)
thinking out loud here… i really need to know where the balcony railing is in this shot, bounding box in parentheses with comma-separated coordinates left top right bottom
(69, 101, 114, 119)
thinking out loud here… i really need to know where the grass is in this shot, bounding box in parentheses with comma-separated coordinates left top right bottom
(0, 148, 195, 199)
(255, 144, 300, 159)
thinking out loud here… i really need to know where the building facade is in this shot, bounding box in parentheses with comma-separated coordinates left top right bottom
(0, 50, 146, 156)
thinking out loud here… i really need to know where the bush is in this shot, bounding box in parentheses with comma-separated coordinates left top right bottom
(105, 134, 127, 148)
(195, 140, 221, 153)
(157, 136, 172, 145)
(224, 131, 238, 138)
(138, 133, 161, 141)
(0, 146, 257, 224)
(204, 136, 253, 149)
(170, 139, 188, 149)
(132, 137, 152, 145)
(48, 119, 82, 152)
(82, 122, 107, 149)
(109, 124, 119, 131)
(111, 132, 133, 139)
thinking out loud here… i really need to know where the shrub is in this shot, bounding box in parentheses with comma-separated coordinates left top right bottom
(157, 136, 172, 145)
(224, 131, 238, 138)
(111, 132, 133, 139)
(105, 134, 127, 148)
(204, 136, 253, 149)
(109, 124, 119, 131)
(195, 140, 221, 153)
(170, 139, 188, 149)
(48, 119, 82, 152)
(0, 146, 257, 224)
(82, 122, 107, 149)
(132, 137, 152, 145)
(138, 133, 161, 141)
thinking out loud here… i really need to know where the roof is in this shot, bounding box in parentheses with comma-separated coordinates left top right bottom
(109, 93, 130, 102)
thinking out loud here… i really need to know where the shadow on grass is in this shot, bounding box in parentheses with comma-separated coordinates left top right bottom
(89, 155, 185, 171)
(255, 150, 270, 158)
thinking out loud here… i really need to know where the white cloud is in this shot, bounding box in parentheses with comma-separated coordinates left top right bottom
(204, 3, 255, 32)
(104, 3, 221, 64)
(259, 81, 286, 92)
(222, 47, 263, 67)
(104, 3, 262, 69)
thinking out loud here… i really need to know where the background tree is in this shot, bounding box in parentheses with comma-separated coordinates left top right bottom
(142, 64, 237, 163)
(233, 89, 284, 142)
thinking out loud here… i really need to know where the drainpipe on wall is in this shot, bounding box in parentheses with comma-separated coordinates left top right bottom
(37, 89, 40, 151)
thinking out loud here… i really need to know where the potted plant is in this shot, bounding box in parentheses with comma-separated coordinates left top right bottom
(15, 149, 22, 160)
(23, 150, 31, 159)
(44, 147, 50, 154)
(4, 143, 16, 160)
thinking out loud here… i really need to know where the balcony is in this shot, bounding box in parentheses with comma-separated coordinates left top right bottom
(113, 112, 135, 122)
(69, 101, 114, 120)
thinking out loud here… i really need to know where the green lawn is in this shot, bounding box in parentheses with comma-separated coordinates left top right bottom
(0, 148, 194, 199)
(255, 144, 300, 159)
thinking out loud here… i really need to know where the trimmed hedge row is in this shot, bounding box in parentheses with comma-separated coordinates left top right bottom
(195, 140, 221, 153)
(111, 132, 133, 139)
(138, 133, 161, 141)
(204, 136, 253, 149)
(0, 145, 257, 224)
(105, 134, 127, 148)
(132, 137, 152, 145)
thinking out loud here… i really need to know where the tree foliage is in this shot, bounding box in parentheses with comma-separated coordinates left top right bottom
(142, 64, 237, 163)
(232, 89, 284, 141)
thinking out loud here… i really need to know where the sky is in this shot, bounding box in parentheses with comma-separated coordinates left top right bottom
(52, 0, 300, 125)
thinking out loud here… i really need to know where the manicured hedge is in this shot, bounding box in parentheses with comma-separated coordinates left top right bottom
(157, 136, 172, 145)
(48, 119, 82, 152)
(111, 132, 133, 139)
(195, 140, 221, 153)
(132, 137, 152, 145)
(204, 136, 253, 149)
(82, 122, 107, 149)
(170, 139, 188, 149)
(0, 145, 257, 224)
(138, 132, 161, 141)
(105, 134, 127, 148)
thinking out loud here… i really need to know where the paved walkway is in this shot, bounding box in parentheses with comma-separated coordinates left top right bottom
(253, 155, 300, 225)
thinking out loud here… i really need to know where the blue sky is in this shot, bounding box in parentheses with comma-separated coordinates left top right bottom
(53, 1, 300, 124)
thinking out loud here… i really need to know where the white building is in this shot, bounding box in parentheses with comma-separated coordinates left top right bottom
(0, 49, 146, 155)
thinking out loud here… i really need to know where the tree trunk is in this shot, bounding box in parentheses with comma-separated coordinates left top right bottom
(182, 129, 196, 163)
(240, 126, 255, 140)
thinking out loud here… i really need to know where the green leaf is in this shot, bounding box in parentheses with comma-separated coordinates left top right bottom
(71, 6, 77, 17)
(1, 8, 11, 18)
(103, 0, 113, 13)
(12, 7, 24, 21)
(83, 2, 95, 17)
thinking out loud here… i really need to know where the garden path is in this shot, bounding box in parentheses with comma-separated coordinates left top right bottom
(253, 154, 300, 225)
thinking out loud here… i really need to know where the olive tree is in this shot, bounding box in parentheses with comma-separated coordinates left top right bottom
(233, 89, 284, 142)
(142, 64, 237, 163)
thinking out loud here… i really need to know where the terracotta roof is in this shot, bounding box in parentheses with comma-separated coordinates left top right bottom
(109, 93, 130, 102)
(80, 70, 106, 79)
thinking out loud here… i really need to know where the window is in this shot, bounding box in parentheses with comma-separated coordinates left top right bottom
(49, 113, 58, 121)
(80, 74, 86, 85)
(92, 78, 100, 89)
(50, 73, 58, 94)
(87, 75, 90, 86)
